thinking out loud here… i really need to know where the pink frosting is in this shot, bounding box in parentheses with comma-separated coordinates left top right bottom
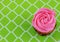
(32, 8, 56, 33)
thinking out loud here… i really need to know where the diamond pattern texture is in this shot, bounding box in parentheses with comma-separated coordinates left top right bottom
(0, 0, 60, 42)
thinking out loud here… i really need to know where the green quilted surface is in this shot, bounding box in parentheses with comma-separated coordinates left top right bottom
(0, 0, 60, 42)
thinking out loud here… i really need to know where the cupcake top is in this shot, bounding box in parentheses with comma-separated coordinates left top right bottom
(32, 8, 56, 34)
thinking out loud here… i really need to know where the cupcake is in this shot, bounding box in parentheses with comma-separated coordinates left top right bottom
(32, 8, 56, 35)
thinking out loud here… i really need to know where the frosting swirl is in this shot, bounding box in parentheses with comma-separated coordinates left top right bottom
(32, 8, 56, 34)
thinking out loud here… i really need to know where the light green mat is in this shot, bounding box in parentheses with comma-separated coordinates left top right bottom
(0, 0, 60, 42)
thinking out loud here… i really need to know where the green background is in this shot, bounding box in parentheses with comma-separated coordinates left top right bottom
(0, 0, 60, 42)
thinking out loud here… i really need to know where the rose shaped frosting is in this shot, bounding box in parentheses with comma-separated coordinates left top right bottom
(32, 8, 56, 34)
